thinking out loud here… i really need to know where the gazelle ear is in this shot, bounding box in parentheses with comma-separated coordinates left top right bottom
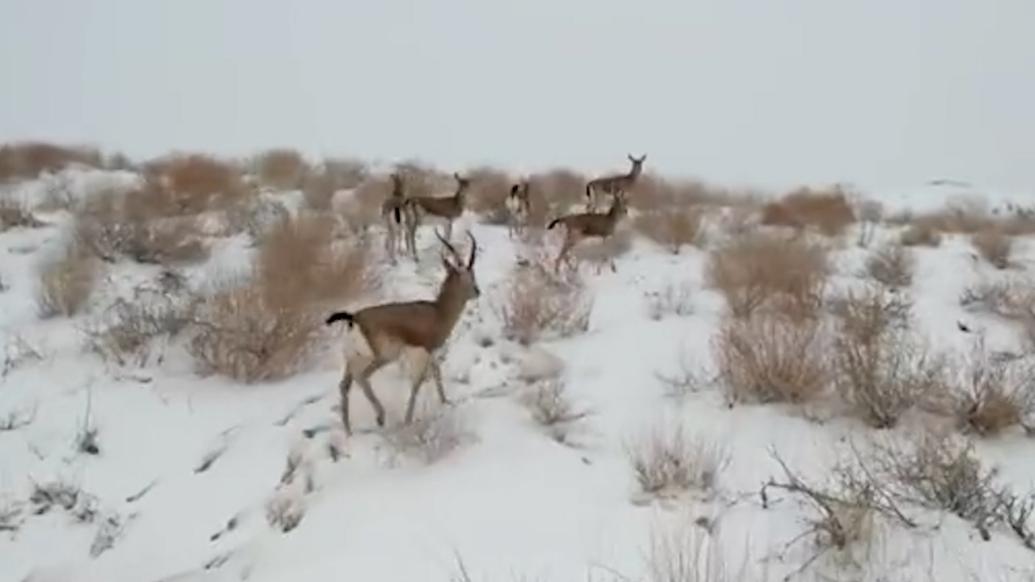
(441, 254, 456, 272)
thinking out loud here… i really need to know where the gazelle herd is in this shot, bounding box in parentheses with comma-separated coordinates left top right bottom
(330, 154, 644, 434)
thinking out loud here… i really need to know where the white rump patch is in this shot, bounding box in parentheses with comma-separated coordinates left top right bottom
(343, 325, 374, 362)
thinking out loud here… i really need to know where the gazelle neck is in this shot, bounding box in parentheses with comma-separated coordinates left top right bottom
(432, 274, 470, 342)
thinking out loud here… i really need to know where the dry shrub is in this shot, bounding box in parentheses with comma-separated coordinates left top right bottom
(761, 186, 855, 237)
(254, 149, 309, 190)
(381, 403, 474, 465)
(301, 170, 336, 211)
(395, 160, 454, 199)
(635, 206, 705, 253)
(706, 232, 829, 320)
(959, 277, 1035, 320)
(643, 521, 733, 582)
(142, 153, 248, 214)
(864, 429, 1035, 548)
(526, 168, 587, 226)
(346, 175, 394, 232)
(760, 450, 905, 578)
(75, 188, 209, 265)
(496, 258, 593, 345)
(970, 228, 1013, 269)
(37, 240, 100, 318)
(83, 292, 192, 368)
(869, 432, 1002, 539)
(465, 166, 512, 216)
(257, 212, 377, 311)
(627, 423, 729, 500)
(899, 223, 942, 247)
(944, 342, 1035, 437)
(830, 287, 939, 428)
(630, 174, 740, 211)
(714, 313, 830, 405)
(0, 141, 101, 181)
(322, 157, 368, 190)
(518, 379, 592, 445)
(187, 281, 323, 383)
(188, 214, 376, 383)
(0, 195, 43, 230)
(864, 243, 914, 289)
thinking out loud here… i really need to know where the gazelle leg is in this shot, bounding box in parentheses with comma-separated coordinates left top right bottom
(385, 221, 397, 264)
(430, 358, 450, 405)
(354, 359, 388, 428)
(404, 350, 432, 424)
(338, 369, 354, 435)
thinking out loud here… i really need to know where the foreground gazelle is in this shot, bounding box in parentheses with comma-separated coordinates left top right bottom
(381, 173, 411, 263)
(547, 192, 628, 273)
(403, 172, 470, 260)
(325, 230, 480, 435)
(585, 154, 646, 211)
(506, 181, 532, 239)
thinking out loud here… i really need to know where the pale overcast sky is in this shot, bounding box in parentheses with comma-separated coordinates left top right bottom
(2, 0, 1033, 191)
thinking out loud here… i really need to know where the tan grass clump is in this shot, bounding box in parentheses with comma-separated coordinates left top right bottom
(714, 313, 830, 405)
(706, 231, 829, 320)
(830, 286, 939, 428)
(255, 148, 310, 190)
(37, 240, 100, 318)
(899, 223, 942, 247)
(0, 142, 101, 181)
(142, 153, 248, 214)
(970, 228, 1013, 270)
(496, 256, 593, 345)
(761, 186, 856, 237)
(257, 212, 379, 311)
(74, 188, 209, 265)
(864, 243, 914, 289)
(465, 166, 513, 216)
(627, 423, 729, 500)
(634, 206, 706, 254)
(187, 281, 324, 383)
(944, 342, 1035, 437)
(187, 213, 378, 383)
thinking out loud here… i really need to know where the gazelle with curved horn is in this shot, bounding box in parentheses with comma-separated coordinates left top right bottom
(585, 154, 646, 212)
(403, 172, 470, 260)
(325, 230, 480, 434)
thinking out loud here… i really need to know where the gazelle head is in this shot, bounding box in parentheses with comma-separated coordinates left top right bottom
(509, 181, 529, 200)
(450, 172, 471, 208)
(436, 228, 480, 299)
(627, 154, 647, 175)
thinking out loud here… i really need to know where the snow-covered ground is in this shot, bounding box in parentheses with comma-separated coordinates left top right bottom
(2, 168, 1035, 582)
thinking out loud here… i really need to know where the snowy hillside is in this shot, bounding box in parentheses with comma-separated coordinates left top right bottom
(2, 158, 1035, 582)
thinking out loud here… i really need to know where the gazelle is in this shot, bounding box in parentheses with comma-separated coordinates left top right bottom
(403, 172, 470, 260)
(547, 191, 628, 273)
(585, 154, 646, 211)
(381, 173, 411, 263)
(506, 181, 532, 239)
(325, 230, 480, 435)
